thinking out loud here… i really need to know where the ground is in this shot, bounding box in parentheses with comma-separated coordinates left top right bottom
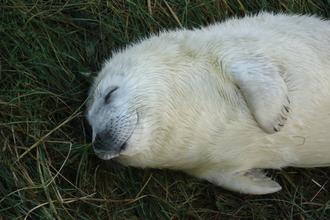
(1, 0, 329, 219)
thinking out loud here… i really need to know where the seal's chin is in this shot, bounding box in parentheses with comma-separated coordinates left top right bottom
(94, 142, 128, 160)
(96, 152, 119, 160)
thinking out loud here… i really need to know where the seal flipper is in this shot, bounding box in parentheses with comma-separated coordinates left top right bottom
(227, 58, 290, 134)
(202, 169, 282, 194)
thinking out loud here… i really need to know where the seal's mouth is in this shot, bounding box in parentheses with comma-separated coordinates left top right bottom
(92, 110, 138, 160)
(93, 127, 133, 160)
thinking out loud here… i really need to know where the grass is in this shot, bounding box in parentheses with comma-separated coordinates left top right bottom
(1, 0, 330, 219)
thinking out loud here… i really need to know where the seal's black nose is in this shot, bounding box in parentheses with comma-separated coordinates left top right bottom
(93, 131, 128, 159)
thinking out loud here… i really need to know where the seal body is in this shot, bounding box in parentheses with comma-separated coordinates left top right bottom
(87, 13, 330, 194)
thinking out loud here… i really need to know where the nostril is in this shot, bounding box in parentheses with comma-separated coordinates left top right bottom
(93, 134, 109, 150)
(93, 132, 128, 153)
(94, 133, 101, 142)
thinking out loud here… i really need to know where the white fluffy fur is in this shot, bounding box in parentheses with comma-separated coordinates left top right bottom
(87, 13, 330, 194)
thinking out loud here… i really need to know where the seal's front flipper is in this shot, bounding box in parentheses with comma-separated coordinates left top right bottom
(227, 58, 290, 134)
(202, 169, 282, 194)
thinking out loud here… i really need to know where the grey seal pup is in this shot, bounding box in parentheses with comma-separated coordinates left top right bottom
(87, 13, 330, 194)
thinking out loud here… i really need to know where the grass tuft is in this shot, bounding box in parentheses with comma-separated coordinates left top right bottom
(1, 0, 330, 219)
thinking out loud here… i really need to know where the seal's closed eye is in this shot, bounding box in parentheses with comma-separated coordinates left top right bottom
(104, 87, 118, 103)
